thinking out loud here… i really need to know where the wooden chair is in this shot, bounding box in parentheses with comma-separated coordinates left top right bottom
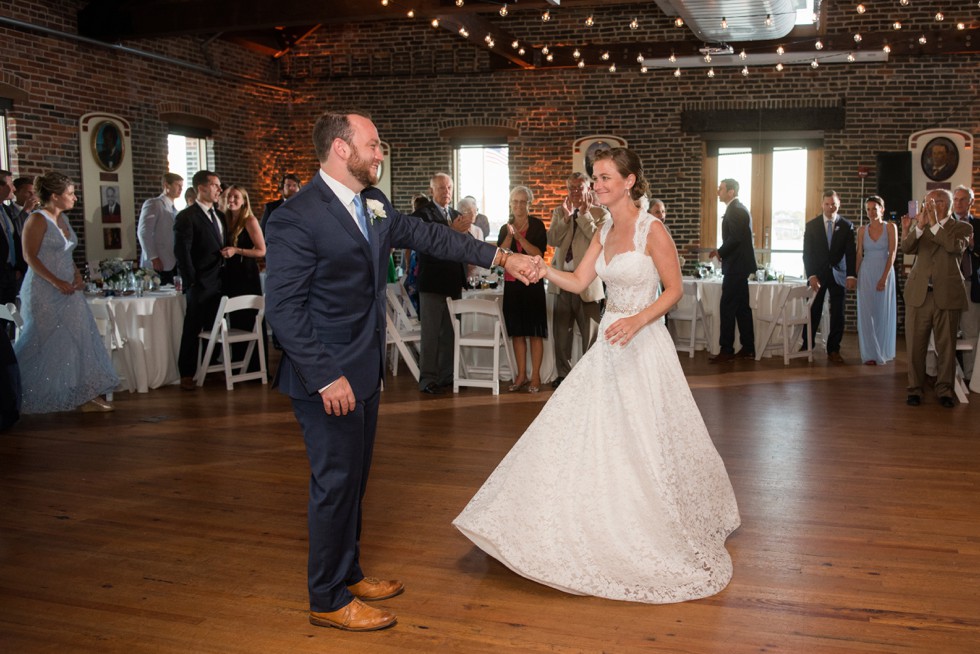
(194, 295, 268, 390)
(385, 283, 421, 380)
(0, 302, 24, 342)
(446, 297, 509, 395)
(668, 280, 712, 358)
(754, 285, 814, 365)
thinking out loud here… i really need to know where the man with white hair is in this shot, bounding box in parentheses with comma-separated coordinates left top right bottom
(953, 185, 979, 380)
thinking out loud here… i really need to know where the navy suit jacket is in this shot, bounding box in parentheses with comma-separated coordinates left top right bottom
(173, 203, 227, 292)
(264, 174, 497, 401)
(716, 198, 757, 277)
(803, 214, 856, 288)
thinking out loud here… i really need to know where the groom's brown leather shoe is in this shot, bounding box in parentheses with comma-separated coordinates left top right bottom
(309, 598, 396, 631)
(348, 576, 405, 601)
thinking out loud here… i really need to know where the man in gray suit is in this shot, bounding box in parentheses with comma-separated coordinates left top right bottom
(137, 172, 183, 284)
(547, 172, 608, 387)
(902, 188, 973, 407)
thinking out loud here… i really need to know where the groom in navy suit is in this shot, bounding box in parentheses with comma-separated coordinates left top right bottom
(264, 110, 537, 632)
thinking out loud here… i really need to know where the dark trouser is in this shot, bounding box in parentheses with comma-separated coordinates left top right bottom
(177, 284, 222, 377)
(907, 292, 959, 398)
(292, 387, 380, 612)
(552, 290, 601, 378)
(158, 266, 176, 285)
(419, 291, 456, 388)
(803, 280, 845, 353)
(718, 273, 754, 354)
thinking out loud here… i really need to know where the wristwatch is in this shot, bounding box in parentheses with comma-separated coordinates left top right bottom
(496, 248, 513, 267)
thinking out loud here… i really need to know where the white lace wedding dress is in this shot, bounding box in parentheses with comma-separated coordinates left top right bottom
(453, 212, 740, 603)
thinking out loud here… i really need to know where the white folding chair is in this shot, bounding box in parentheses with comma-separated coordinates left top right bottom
(385, 283, 421, 380)
(928, 332, 972, 404)
(0, 302, 24, 342)
(88, 301, 125, 401)
(754, 285, 814, 365)
(668, 280, 712, 358)
(446, 297, 508, 395)
(195, 295, 268, 390)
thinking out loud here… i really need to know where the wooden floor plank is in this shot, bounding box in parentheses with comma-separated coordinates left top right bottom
(2, 336, 980, 652)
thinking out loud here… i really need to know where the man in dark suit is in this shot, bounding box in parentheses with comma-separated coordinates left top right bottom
(259, 173, 301, 234)
(0, 170, 26, 310)
(413, 172, 470, 395)
(173, 170, 227, 390)
(953, 185, 979, 380)
(708, 178, 757, 363)
(264, 110, 536, 632)
(802, 189, 857, 363)
(101, 186, 121, 223)
(902, 189, 972, 407)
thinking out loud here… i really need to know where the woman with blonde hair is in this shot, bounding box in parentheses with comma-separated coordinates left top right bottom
(15, 172, 118, 412)
(220, 185, 267, 371)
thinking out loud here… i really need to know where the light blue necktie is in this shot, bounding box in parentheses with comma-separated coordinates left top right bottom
(826, 218, 834, 247)
(352, 195, 371, 241)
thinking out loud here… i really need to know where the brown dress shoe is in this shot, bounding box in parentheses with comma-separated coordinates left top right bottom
(180, 376, 197, 391)
(309, 598, 396, 631)
(708, 352, 735, 364)
(347, 576, 405, 601)
(827, 352, 845, 364)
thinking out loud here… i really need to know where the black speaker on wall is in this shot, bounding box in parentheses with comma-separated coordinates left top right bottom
(876, 152, 912, 219)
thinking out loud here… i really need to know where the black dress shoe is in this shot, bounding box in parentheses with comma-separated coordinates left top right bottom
(708, 352, 735, 364)
(906, 395, 921, 406)
(421, 382, 444, 395)
(735, 349, 755, 359)
(939, 396, 955, 408)
(551, 376, 565, 389)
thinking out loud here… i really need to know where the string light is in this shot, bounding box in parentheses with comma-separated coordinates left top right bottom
(542, 9, 551, 21)
(707, 68, 715, 78)
(775, 62, 784, 71)
(704, 53, 712, 63)
(893, 21, 902, 30)
(674, 68, 681, 77)
(407, 9, 415, 18)
(541, 45, 549, 55)
(640, 66, 648, 73)
(431, 18, 439, 28)
(630, 18, 639, 30)
(765, 14, 773, 28)
(776, 45, 785, 55)
(741, 66, 749, 76)
(739, 49, 747, 60)
(381, 0, 388, 5)
(585, 15, 594, 27)
(935, 11, 944, 21)
(511, 40, 519, 49)
(811, 59, 819, 68)
(484, 34, 493, 43)
(577, 59, 585, 68)
(601, 51, 610, 61)
(815, 40, 824, 50)
(856, 4, 865, 14)
(674, 17, 684, 28)
(486, 38, 495, 48)
(853, 33, 862, 42)
(957, 23, 967, 30)
(499, 4, 508, 17)
(458, 27, 468, 37)
(572, 48, 581, 59)
(721, 17, 728, 29)
(901, 0, 910, 5)
(518, 47, 525, 55)
(546, 53, 553, 61)
(636, 53, 645, 63)
(668, 52, 677, 63)
(847, 52, 856, 62)
(455, 0, 463, 6)
(918, 34, 928, 44)
(608, 63, 616, 73)
(882, 44, 891, 53)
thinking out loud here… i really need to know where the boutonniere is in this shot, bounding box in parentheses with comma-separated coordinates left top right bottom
(364, 198, 387, 224)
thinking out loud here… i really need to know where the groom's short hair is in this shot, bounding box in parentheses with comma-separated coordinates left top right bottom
(313, 109, 372, 162)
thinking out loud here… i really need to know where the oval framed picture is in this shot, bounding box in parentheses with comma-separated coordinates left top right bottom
(92, 120, 124, 172)
(920, 136, 958, 182)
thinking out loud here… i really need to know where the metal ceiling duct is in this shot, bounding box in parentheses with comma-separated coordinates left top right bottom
(654, 0, 799, 43)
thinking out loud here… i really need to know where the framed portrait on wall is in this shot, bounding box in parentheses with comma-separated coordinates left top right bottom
(920, 136, 958, 182)
(92, 120, 124, 171)
(100, 185, 121, 223)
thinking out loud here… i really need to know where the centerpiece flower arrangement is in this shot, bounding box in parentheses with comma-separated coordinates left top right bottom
(98, 258, 160, 289)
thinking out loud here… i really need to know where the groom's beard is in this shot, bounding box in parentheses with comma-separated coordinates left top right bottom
(348, 148, 379, 188)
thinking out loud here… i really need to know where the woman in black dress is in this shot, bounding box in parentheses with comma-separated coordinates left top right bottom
(497, 185, 547, 392)
(220, 185, 267, 371)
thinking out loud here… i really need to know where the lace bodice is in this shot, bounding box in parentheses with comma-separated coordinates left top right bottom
(595, 212, 661, 316)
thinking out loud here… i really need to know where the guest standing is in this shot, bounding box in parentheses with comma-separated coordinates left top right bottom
(855, 196, 897, 365)
(220, 185, 267, 372)
(0, 170, 26, 307)
(902, 189, 972, 407)
(14, 172, 117, 413)
(498, 186, 547, 393)
(260, 173, 301, 234)
(802, 190, 856, 363)
(709, 178, 757, 363)
(137, 172, 183, 284)
(174, 170, 227, 391)
(952, 185, 979, 380)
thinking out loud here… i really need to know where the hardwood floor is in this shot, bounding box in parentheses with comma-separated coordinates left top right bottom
(2, 337, 979, 653)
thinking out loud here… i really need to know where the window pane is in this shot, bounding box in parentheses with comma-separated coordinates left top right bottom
(770, 147, 808, 278)
(456, 145, 509, 241)
(167, 134, 215, 210)
(716, 147, 753, 245)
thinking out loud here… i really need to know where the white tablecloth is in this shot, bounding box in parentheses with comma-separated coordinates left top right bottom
(672, 277, 809, 356)
(87, 291, 186, 392)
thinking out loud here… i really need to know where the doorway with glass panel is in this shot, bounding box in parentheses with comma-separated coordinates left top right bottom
(704, 141, 824, 279)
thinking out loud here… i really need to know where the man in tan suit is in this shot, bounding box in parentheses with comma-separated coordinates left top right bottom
(547, 172, 609, 387)
(902, 188, 973, 407)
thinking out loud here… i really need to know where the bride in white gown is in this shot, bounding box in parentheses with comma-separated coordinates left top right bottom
(453, 148, 740, 604)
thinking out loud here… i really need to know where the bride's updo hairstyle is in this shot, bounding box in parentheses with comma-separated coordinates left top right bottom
(592, 147, 650, 205)
(34, 172, 74, 204)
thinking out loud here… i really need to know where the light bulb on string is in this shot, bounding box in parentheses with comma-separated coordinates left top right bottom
(431, 18, 439, 28)
(856, 4, 865, 14)
(741, 66, 749, 76)
(707, 68, 715, 78)
(585, 15, 594, 27)
(704, 53, 712, 63)
(765, 14, 773, 28)
(499, 5, 508, 17)
(487, 38, 495, 48)
(901, 0, 909, 5)
(609, 63, 616, 73)
(546, 53, 553, 61)
(407, 9, 415, 18)
(775, 62, 784, 71)
(511, 40, 519, 49)
(853, 33, 862, 43)
(918, 34, 927, 44)
(381, 0, 389, 5)
(776, 45, 785, 55)
(811, 59, 819, 68)
(640, 66, 648, 73)
(669, 52, 677, 63)
(721, 17, 728, 29)
(815, 40, 824, 50)
(630, 18, 639, 30)
(893, 21, 902, 30)
(739, 49, 747, 60)
(577, 59, 585, 68)
(847, 52, 856, 62)
(957, 23, 966, 30)
(573, 48, 581, 59)
(882, 44, 891, 53)
(935, 12, 944, 21)
(458, 27, 468, 37)
(674, 17, 684, 28)
(674, 68, 681, 77)
(455, 0, 463, 6)
(601, 51, 610, 61)
(636, 53, 645, 63)
(542, 45, 549, 55)
(542, 9, 551, 21)
(518, 47, 525, 55)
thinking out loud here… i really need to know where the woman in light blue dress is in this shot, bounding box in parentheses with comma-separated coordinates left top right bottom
(14, 172, 118, 413)
(856, 195, 897, 365)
